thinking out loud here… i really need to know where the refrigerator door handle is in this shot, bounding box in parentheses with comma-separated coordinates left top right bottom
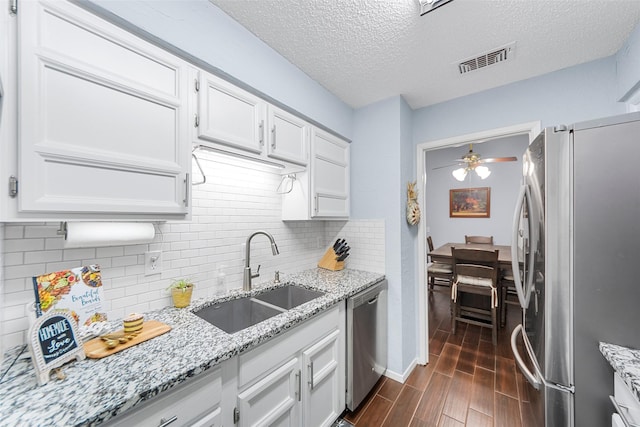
(511, 185, 534, 308)
(511, 324, 542, 390)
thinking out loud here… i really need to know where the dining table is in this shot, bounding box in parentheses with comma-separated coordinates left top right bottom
(429, 242, 514, 271)
(429, 242, 516, 319)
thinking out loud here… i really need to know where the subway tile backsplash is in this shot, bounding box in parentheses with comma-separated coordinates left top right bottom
(0, 153, 385, 350)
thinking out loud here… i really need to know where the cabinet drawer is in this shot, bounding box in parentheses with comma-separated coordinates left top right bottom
(613, 372, 640, 425)
(238, 305, 339, 389)
(105, 368, 221, 427)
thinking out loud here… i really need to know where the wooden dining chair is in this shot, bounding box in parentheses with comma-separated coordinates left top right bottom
(451, 247, 500, 345)
(427, 236, 453, 292)
(500, 269, 520, 327)
(465, 235, 494, 245)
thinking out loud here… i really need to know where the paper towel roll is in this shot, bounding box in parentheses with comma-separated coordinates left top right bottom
(63, 222, 155, 248)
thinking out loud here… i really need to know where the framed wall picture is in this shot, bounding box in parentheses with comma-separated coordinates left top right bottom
(449, 187, 491, 218)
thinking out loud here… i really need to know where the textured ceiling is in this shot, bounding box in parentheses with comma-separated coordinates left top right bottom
(210, 0, 640, 110)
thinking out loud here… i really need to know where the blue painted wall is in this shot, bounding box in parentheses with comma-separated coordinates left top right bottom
(351, 96, 406, 375)
(413, 56, 625, 144)
(89, 0, 354, 139)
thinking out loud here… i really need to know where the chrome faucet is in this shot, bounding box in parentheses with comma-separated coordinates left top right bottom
(243, 230, 279, 291)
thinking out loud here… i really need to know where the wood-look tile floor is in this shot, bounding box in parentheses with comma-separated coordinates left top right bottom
(342, 289, 535, 427)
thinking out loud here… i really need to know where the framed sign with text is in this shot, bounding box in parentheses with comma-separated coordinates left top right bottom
(28, 311, 85, 385)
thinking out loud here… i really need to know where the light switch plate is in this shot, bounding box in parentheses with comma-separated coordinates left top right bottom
(144, 251, 162, 276)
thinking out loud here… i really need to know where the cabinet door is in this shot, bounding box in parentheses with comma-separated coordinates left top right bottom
(18, 0, 190, 216)
(197, 71, 266, 154)
(104, 369, 222, 427)
(301, 330, 341, 427)
(311, 129, 349, 218)
(238, 358, 300, 427)
(267, 106, 308, 166)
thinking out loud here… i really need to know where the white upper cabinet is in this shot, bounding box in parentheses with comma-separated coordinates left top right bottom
(13, 0, 191, 219)
(282, 127, 350, 220)
(311, 128, 350, 218)
(194, 71, 309, 167)
(266, 105, 309, 166)
(196, 70, 266, 154)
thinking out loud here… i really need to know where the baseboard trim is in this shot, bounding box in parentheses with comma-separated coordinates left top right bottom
(383, 357, 419, 383)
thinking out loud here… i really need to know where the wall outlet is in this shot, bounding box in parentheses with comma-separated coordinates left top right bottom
(144, 251, 162, 276)
(316, 236, 322, 249)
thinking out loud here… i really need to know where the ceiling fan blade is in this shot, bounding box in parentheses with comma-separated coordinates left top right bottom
(479, 156, 518, 164)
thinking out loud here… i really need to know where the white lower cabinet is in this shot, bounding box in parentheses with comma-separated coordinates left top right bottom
(237, 358, 300, 427)
(611, 372, 640, 427)
(104, 367, 222, 427)
(236, 305, 345, 427)
(301, 329, 341, 427)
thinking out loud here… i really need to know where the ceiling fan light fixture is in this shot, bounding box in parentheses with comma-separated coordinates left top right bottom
(475, 165, 491, 179)
(452, 168, 468, 181)
(418, 0, 453, 16)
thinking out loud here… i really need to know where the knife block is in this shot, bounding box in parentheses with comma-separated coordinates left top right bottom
(318, 247, 345, 271)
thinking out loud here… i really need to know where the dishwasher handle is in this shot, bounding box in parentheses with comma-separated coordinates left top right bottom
(348, 280, 387, 309)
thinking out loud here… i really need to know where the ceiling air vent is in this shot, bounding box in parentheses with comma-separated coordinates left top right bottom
(457, 42, 516, 75)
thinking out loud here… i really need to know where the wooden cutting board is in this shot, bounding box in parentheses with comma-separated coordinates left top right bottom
(84, 320, 171, 359)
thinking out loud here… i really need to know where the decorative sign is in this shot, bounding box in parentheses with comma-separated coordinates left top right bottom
(33, 265, 107, 327)
(28, 311, 85, 385)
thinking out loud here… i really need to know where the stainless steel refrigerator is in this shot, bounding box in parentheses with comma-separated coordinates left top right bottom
(510, 112, 640, 427)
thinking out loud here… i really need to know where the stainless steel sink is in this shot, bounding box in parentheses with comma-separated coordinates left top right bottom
(254, 285, 325, 310)
(194, 297, 284, 334)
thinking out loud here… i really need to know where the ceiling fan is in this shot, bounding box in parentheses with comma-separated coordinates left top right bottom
(435, 143, 517, 181)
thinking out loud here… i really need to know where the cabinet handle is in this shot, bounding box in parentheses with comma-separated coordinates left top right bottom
(296, 369, 301, 401)
(184, 173, 190, 207)
(308, 362, 314, 390)
(271, 125, 276, 149)
(259, 120, 264, 146)
(158, 416, 178, 427)
(314, 194, 319, 215)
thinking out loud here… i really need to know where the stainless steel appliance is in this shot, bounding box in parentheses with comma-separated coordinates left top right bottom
(346, 279, 387, 411)
(510, 112, 640, 426)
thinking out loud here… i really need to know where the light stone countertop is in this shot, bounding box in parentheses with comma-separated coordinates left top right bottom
(0, 268, 385, 427)
(600, 342, 640, 403)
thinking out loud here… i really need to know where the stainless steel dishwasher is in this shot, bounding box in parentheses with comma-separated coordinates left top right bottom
(346, 279, 387, 411)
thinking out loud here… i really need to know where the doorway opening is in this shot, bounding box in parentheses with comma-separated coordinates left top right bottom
(415, 121, 540, 365)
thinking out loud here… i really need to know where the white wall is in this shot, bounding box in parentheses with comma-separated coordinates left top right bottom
(425, 134, 530, 246)
(0, 153, 385, 350)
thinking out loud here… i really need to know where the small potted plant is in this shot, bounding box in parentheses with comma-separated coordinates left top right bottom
(168, 278, 194, 308)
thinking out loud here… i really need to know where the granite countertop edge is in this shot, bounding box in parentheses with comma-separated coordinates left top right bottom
(0, 268, 385, 427)
(599, 342, 640, 403)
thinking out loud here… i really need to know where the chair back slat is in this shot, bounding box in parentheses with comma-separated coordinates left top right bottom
(465, 235, 494, 245)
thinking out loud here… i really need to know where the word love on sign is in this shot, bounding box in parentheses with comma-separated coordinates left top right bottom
(28, 311, 85, 385)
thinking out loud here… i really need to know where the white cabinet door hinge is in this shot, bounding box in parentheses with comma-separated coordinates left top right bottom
(194, 79, 200, 92)
(233, 407, 240, 424)
(194, 114, 199, 128)
(10, 0, 17, 14)
(9, 176, 18, 198)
